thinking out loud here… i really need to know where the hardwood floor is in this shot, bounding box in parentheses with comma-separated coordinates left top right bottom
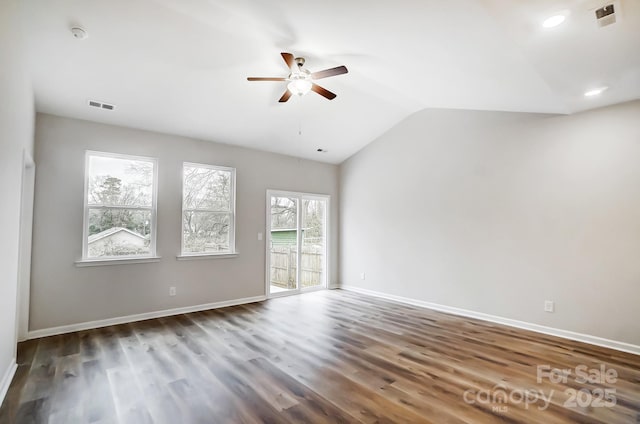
(1, 289, 639, 423)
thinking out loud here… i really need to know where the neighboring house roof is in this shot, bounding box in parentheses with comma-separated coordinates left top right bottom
(88, 227, 145, 243)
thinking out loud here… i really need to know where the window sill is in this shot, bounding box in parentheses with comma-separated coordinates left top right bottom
(75, 256, 162, 267)
(176, 253, 239, 261)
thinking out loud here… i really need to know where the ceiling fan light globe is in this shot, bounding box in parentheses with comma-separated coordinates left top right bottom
(288, 79, 312, 96)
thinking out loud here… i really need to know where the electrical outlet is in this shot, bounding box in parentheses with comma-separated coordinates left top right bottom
(544, 300, 554, 313)
(360, 272, 366, 280)
(169, 286, 177, 296)
(258, 232, 263, 241)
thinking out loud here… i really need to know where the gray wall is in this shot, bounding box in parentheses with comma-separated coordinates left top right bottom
(340, 100, 640, 346)
(0, 0, 34, 384)
(31, 114, 338, 331)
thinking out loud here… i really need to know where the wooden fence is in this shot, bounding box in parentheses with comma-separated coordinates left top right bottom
(270, 244, 324, 289)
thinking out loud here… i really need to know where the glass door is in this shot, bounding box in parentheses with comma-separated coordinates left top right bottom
(300, 198, 326, 290)
(267, 191, 328, 297)
(268, 195, 299, 295)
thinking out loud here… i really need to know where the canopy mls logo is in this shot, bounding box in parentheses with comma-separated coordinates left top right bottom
(463, 383, 553, 413)
(462, 363, 618, 415)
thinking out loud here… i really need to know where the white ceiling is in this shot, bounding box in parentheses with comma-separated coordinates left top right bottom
(21, 0, 640, 164)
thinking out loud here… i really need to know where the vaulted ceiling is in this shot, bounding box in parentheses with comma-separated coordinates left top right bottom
(22, 0, 640, 163)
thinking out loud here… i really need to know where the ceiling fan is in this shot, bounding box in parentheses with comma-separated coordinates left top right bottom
(247, 52, 348, 102)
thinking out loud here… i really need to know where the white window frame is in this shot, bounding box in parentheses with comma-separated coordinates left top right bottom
(80, 150, 159, 262)
(180, 162, 236, 257)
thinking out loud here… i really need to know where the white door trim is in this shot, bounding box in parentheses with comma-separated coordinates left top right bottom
(16, 149, 35, 343)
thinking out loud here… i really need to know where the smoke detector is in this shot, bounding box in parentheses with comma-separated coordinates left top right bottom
(71, 27, 88, 39)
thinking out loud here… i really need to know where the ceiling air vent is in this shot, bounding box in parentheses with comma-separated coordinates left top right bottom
(594, 2, 618, 27)
(88, 100, 116, 111)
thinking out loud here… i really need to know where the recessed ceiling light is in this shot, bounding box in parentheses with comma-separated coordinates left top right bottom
(542, 15, 566, 28)
(584, 86, 608, 97)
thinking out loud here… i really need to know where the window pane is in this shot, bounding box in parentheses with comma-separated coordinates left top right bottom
(183, 212, 230, 253)
(88, 155, 154, 207)
(301, 199, 326, 288)
(87, 208, 152, 258)
(270, 196, 297, 230)
(183, 165, 231, 211)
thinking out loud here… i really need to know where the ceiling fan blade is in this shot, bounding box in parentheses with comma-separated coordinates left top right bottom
(281, 52, 295, 69)
(311, 83, 337, 100)
(247, 77, 287, 81)
(279, 90, 293, 103)
(311, 65, 348, 80)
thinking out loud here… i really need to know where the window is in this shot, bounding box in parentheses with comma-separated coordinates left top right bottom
(182, 163, 236, 255)
(83, 151, 157, 259)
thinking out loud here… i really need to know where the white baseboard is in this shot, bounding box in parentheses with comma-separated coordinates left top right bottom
(341, 285, 640, 356)
(27, 295, 267, 340)
(0, 359, 17, 407)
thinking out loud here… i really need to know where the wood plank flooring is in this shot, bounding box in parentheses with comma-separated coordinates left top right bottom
(1, 289, 639, 423)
